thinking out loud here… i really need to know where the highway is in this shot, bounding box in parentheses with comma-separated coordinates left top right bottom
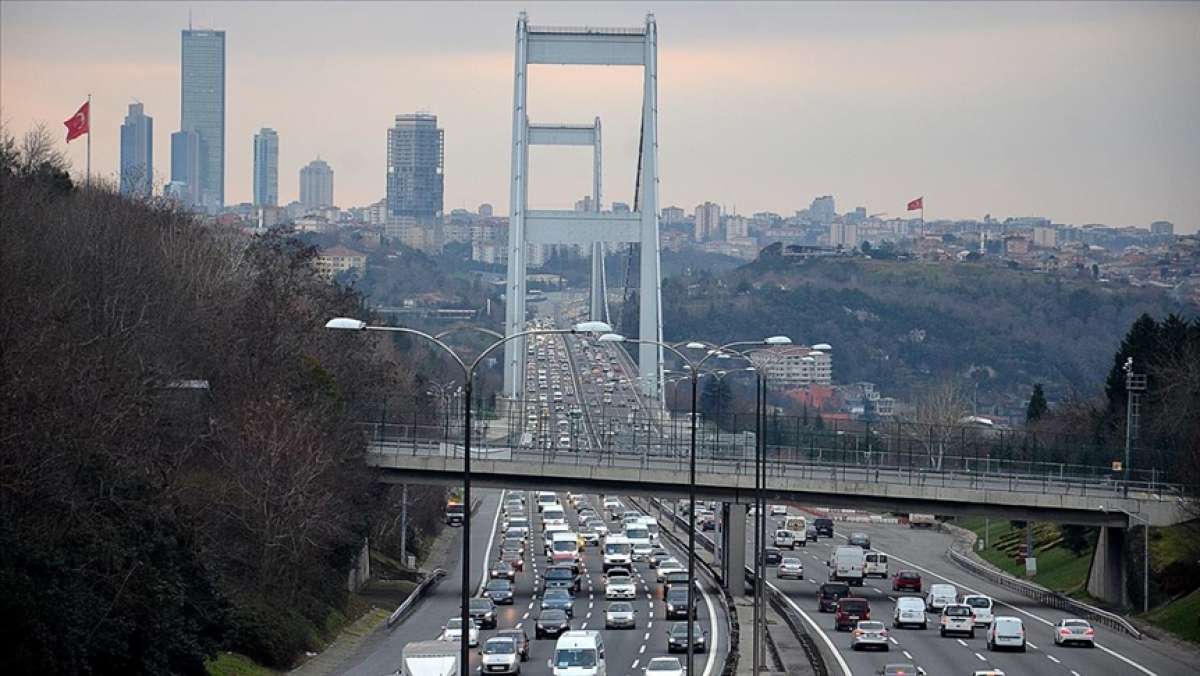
(741, 506, 1196, 676)
(334, 488, 728, 676)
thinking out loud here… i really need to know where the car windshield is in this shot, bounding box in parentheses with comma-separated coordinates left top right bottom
(546, 568, 572, 579)
(626, 527, 649, 539)
(839, 600, 867, 613)
(609, 602, 633, 612)
(540, 610, 566, 621)
(669, 623, 697, 636)
(545, 590, 570, 600)
(945, 605, 972, 616)
(605, 542, 632, 554)
(667, 590, 689, 602)
(647, 658, 683, 671)
(608, 573, 630, 582)
(782, 558, 801, 566)
(470, 599, 492, 610)
(446, 618, 465, 630)
(1064, 620, 1090, 628)
(553, 540, 576, 552)
(484, 639, 515, 654)
(554, 649, 596, 667)
(966, 597, 990, 608)
(858, 621, 884, 631)
(486, 580, 509, 590)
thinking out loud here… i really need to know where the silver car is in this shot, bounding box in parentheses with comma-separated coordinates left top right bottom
(1053, 618, 1095, 647)
(777, 557, 804, 579)
(605, 601, 637, 629)
(851, 620, 890, 651)
(480, 636, 520, 674)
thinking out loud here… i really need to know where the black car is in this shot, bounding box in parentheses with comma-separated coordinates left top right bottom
(469, 597, 498, 628)
(543, 565, 580, 592)
(490, 561, 516, 581)
(805, 526, 819, 542)
(540, 589, 575, 616)
(535, 609, 571, 639)
(814, 518, 834, 538)
(495, 628, 530, 661)
(483, 578, 514, 604)
(663, 571, 690, 597)
(848, 532, 871, 549)
(764, 547, 782, 566)
(667, 622, 707, 653)
(817, 582, 851, 613)
(665, 587, 695, 620)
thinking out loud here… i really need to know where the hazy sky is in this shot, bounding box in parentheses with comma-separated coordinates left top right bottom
(3, 1, 1198, 231)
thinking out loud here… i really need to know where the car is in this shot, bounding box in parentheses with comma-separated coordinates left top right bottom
(442, 617, 479, 646)
(490, 561, 516, 581)
(504, 535, 526, 554)
(818, 582, 851, 613)
(848, 532, 871, 549)
(834, 597, 870, 631)
(662, 570, 690, 597)
(970, 671, 1007, 676)
(805, 526, 819, 542)
(892, 570, 922, 593)
(892, 596, 928, 629)
(814, 517, 834, 537)
(656, 558, 684, 582)
(962, 594, 994, 626)
(876, 664, 926, 676)
(851, 620, 890, 651)
(543, 565, 580, 592)
(633, 542, 654, 562)
(505, 516, 530, 537)
(605, 601, 637, 629)
(763, 547, 782, 565)
(925, 583, 957, 613)
(770, 504, 788, 516)
(864, 551, 889, 578)
(470, 597, 498, 628)
(643, 657, 685, 676)
(586, 519, 609, 537)
(495, 628, 530, 662)
(500, 549, 524, 572)
(1053, 618, 1096, 647)
(773, 529, 796, 549)
(648, 548, 672, 568)
(540, 589, 575, 616)
(777, 557, 804, 579)
(987, 616, 1026, 652)
(480, 636, 520, 674)
(666, 622, 707, 653)
(484, 578, 515, 605)
(535, 609, 571, 639)
(604, 571, 637, 600)
(939, 603, 976, 637)
(579, 525, 601, 546)
(665, 587, 695, 619)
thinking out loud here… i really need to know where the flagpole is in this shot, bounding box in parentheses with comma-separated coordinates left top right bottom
(85, 93, 91, 187)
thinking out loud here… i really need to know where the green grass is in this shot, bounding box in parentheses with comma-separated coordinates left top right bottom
(1144, 588, 1200, 644)
(205, 652, 279, 676)
(956, 518, 1092, 595)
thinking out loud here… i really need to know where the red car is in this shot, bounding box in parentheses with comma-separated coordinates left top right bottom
(892, 570, 922, 593)
(834, 597, 871, 631)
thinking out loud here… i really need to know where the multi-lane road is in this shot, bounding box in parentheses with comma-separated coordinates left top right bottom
(747, 507, 1196, 676)
(333, 488, 727, 676)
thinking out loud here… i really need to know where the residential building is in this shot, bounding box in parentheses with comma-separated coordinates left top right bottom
(574, 195, 594, 212)
(749, 344, 833, 388)
(661, 206, 685, 224)
(829, 222, 859, 249)
(1004, 235, 1031, 256)
(387, 112, 443, 224)
(315, 245, 367, 280)
(694, 201, 721, 241)
(300, 158, 334, 209)
(725, 214, 749, 240)
(1032, 225, 1057, 249)
(169, 129, 201, 206)
(180, 29, 226, 209)
(1150, 221, 1175, 236)
(252, 128, 278, 207)
(810, 195, 836, 222)
(119, 103, 153, 196)
(612, 201, 631, 213)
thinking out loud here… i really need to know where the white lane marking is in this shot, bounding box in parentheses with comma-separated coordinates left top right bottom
(527, 602, 534, 609)
(522, 612, 529, 620)
(1071, 671, 1082, 676)
(639, 645, 646, 654)
(1028, 641, 1039, 649)
(476, 489, 507, 596)
(833, 531, 1160, 676)
(647, 620, 653, 629)
(644, 632, 651, 640)
(902, 650, 913, 660)
(975, 652, 987, 662)
(1048, 655, 1062, 663)
(956, 639, 968, 647)
(581, 622, 588, 629)
(631, 660, 639, 670)
(888, 636, 898, 645)
(772, 583, 853, 676)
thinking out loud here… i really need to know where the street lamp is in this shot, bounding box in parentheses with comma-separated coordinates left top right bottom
(597, 332, 790, 675)
(1100, 505, 1151, 613)
(326, 317, 611, 676)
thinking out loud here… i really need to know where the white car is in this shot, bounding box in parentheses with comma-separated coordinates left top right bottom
(850, 620, 890, 651)
(892, 596, 928, 629)
(770, 504, 788, 516)
(987, 616, 1026, 652)
(605, 601, 637, 629)
(925, 583, 957, 613)
(441, 617, 479, 647)
(777, 557, 804, 579)
(962, 594, 994, 626)
(605, 571, 637, 600)
(480, 636, 520, 674)
(656, 559, 684, 582)
(644, 656, 685, 676)
(939, 604, 976, 638)
(1053, 618, 1096, 647)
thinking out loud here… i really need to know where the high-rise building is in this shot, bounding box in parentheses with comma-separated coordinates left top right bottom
(300, 158, 334, 209)
(386, 113, 444, 224)
(694, 201, 721, 241)
(661, 206, 685, 223)
(574, 195, 594, 212)
(252, 128, 278, 206)
(119, 103, 153, 197)
(180, 29, 226, 209)
(1032, 225, 1058, 249)
(169, 129, 201, 207)
(1150, 221, 1175, 236)
(810, 195, 836, 222)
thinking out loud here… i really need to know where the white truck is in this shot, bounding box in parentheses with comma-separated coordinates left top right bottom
(401, 640, 458, 676)
(830, 545, 866, 586)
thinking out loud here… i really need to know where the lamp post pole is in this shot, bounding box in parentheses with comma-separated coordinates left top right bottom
(326, 318, 612, 676)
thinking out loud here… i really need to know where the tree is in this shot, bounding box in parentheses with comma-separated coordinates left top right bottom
(1025, 384, 1048, 423)
(903, 379, 972, 470)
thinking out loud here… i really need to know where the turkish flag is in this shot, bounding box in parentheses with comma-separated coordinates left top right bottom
(906, 197, 923, 211)
(64, 101, 89, 142)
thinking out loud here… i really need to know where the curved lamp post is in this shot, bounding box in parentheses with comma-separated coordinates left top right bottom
(326, 317, 612, 676)
(596, 332, 789, 675)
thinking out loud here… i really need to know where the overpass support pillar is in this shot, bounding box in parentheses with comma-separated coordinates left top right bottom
(1086, 525, 1128, 607)
(721, 502, 748, 597)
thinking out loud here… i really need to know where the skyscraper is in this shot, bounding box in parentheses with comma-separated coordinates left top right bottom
(253, 128, 278, 207)
(299, 158, 334, 209)
(119, 103, 153, 197)
(169, 129, 201, 207)
(386, 113, 443, 224)
(694, 201, 721, 241)
(180, 29, 225, 209)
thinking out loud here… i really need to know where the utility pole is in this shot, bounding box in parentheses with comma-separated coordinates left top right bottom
(1123, 357, 1146, 484)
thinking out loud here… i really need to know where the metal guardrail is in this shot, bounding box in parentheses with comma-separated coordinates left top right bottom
(945, 548, 1143, 638)
(387, 568, 447, 628)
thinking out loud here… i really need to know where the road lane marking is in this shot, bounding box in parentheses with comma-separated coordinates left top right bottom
(1028, 642, 1039, 650)
(631, 660, 639, 670)
(975, 652, 987, 661)
(772, 583, 853, 676)
(476, 489, 507, 596)
(644, 632, 651, 640)
(1048, 655, 1061, 663)
(639, 645, 646, 654)
(888, 636, 898, 645)
(902, 650, 913, 659)
(956, 639, 967, 647)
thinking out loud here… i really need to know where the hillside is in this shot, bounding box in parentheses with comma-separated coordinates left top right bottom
(660, 255, 1195, 411)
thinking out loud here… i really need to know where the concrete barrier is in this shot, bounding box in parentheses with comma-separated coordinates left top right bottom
(386, 568, 447, 628)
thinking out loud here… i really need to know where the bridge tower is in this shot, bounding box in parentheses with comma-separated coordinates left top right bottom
(503, 12, 664, 402)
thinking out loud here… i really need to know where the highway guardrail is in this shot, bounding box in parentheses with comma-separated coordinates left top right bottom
(387, 567, 447, 628)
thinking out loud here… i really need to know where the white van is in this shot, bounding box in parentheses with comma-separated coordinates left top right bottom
(864, 551, 889, 578)
(926, 583, 958, 613)
(830, 546, 866, 586)
(624, 524, 651, 558)
(987, 616, 1026, 652)
(603, 535, 632, 572)
(543, 505, 567, 527)
(893, 596, 928, 629)
(640, 517, 661, 545)
(543, 523, 569, 554)
(537, 492, 559, 513)
(550, 630, 606, 676)
(549, 531, 581, 569)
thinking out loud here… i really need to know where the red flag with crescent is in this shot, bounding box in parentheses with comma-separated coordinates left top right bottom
(906, 197, 923, 211)
(64, 101, 89, 142)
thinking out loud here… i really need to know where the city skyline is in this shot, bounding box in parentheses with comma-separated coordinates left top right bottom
(2, 1, 1198, 231)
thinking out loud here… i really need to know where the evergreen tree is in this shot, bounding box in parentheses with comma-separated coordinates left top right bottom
(1104, 313, 1160, 416)
(1025, 383, 1048, 423)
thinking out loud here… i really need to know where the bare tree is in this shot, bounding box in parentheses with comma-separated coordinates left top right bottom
(903, 379, 972, 470)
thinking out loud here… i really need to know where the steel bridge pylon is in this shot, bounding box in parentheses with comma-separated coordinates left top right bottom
(503, 12, 663, 402)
